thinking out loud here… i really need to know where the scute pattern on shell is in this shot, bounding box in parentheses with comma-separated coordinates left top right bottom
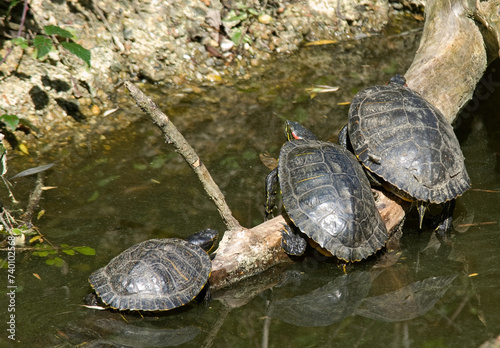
(348, 81, 470, 203)
(279, 139, 387, 262)
(89, 238, 211, 311)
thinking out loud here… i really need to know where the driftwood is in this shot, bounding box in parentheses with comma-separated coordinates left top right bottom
(126, 0, 500, 292)
(406, 0, 500, 123)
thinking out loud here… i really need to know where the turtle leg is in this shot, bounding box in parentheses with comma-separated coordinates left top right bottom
(280, 224, 307, 256)
(338, 124, 348, 148)
(265, 168, 279, 219)
(436, 200, 456, 235)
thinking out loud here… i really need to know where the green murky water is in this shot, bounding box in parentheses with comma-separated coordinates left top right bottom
(2, 25, 500, 347)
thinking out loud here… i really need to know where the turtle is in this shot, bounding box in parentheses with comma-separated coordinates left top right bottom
(265, 120, 388, 262)
(339, 74, 470, 232)
(88, 228, 218, 311)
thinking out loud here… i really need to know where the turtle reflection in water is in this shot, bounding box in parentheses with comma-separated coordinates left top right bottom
(269, 272, 372, 327)
(88, 229, 218, 311)
(59, 318, 201, 347)
(340, 75, 470, 232)
(355, 274, 457, 322)
(266, 121, 388, 262)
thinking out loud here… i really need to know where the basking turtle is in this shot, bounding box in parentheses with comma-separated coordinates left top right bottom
(265, 121, 388, 262)
(88, 229, 218, 311)
(340, 74, 470, 232)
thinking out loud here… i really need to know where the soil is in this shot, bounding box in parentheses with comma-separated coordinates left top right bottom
(0, 0, 425, 156)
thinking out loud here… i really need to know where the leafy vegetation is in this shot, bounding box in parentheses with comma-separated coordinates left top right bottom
(9, 24, 91, 67)
(2, 0, 91, 67)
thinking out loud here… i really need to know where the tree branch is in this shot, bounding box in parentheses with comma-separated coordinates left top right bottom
(124, 81, 241, 231)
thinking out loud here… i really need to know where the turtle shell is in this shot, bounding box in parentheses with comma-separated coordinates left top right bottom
(348, 77, 470, 203)
(88, 238, 211, 311)
(279, 139, 388, 262)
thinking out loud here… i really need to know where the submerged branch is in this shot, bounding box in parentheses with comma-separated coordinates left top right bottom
(20, 174, 44, 224)
(124, 81, 241, 231)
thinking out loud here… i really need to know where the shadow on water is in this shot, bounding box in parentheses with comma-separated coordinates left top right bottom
(2, 21, 500, 348)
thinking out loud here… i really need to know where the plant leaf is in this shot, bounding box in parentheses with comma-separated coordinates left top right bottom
(11, 228, 22, 236)
(73, 246, 96, 256)
(9, 163, 54, 180)
(230, 27, 242, 45)
(60, 42, 91, 67)
(18, 143, 29, 155)
(11, 37, 28, 49)
(0, 114, 19, 131)
(33, 35, 53, 59)
(43, 25, 73, 39)
(46, 257, 65, 267)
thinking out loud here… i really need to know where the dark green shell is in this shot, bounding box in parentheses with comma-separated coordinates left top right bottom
(88, 238, 211, 311)
(348, 80, 470, 203)
(279, 139, 387, 261)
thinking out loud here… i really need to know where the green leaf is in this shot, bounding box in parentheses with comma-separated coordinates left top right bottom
(150, 154, 166, 169)
(60, 42, 91, 67)
(62, 249, 76, 255)
(10, 228, 23, 236)
(87, 190, 99, 202)
(230, 28, 243, 45)
(73, 246, 96, 256)
(133, 163, 147, 170)
(97, 175, 120, 187)
(33, 35, 53, 59)
(225, 12, 248, 22)
(8, 0, 23, 12)
(0, 114, 19, 131)
(242, 34, 253, 44)
(33, 251, 49, 257)
(247, 8, 259, 16)
(11, 37, 28, 49)
(46, 257, 65, 267)
(43, 25, 73, 39)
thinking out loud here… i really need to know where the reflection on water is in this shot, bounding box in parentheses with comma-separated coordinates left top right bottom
(2, 22, 500, 348)
(269, 271, 373, 327)
(355, 274, 458, 322)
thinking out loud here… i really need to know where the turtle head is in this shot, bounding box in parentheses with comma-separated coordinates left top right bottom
(388, 74, 407, 86)
(285, 120, 318, 141)
(186, 229, 218, 252)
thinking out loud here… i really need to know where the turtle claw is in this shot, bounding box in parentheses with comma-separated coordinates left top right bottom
(435, 200, 456, 236)
(416, 202, 428, 229)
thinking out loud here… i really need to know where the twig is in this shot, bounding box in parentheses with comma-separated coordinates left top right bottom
(456, 221, 497, 228)
(201, 305, 231, 348)
(469, 188, 500, 193)
(20, 173, 44, 224)
(0, 0, 30, 66)
(91, 0, 125, 52)
(124, 81, 241, 231)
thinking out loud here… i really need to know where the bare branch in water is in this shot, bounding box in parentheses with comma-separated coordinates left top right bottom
(124, 81, 241, 231)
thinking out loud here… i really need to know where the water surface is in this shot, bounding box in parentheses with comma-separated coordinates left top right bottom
(1, 24, 500, 348)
